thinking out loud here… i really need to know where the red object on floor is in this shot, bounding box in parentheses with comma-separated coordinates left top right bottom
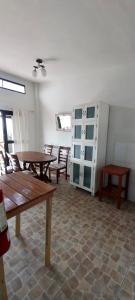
(99, 164, 130, 209)
(0, 189, 10, 257)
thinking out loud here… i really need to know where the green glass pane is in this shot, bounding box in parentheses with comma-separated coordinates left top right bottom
(75, 125, 81, 139)
(86, 125, 94, 140)
(83, 166, 91, 188)
(74, 145, 81, 159)
(86, 107, 95, 118)
(75, 109, 82, 119)
(73, 163, 80, 184)
(84, 146, 93, 161)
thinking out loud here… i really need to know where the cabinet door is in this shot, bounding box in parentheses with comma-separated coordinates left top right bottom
(72, 124, 83, 141)
(82, 124, 97, 143)
(84, 104, 98, 121)
(82, 144, 96, 165)
(70, 162, 81, 186)
(81, 165, 94, 192)
(71, 142, 83, 161)
(72, 107, 83, 123)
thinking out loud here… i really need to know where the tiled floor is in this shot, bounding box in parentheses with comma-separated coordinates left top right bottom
(4, 178, 135, 299)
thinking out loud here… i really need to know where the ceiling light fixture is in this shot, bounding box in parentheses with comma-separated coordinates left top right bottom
(32, 58, 47, 77)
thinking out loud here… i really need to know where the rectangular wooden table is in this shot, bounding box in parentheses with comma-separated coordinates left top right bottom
(0, 172, 56, 300)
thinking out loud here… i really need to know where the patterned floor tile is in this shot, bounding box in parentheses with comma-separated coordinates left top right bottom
(3, 178, 135, 299)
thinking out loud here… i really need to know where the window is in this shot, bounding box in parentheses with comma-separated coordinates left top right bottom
(0, 78, 25, 94)
(0, 110, 14, 155)
(56, 113, 71, 131)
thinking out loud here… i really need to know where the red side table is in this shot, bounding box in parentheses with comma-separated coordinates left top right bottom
(99, 164, 130, 209)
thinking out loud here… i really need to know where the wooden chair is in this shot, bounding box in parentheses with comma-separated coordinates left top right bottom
(0, 151, 13, 175)
(7, 153, 21, 172)
(49, 146, 70, 183)
(6, 153, 36, 176)
(44, 144, 53, 155)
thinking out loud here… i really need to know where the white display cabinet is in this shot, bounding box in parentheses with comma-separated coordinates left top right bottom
(70, 102, 109, 195)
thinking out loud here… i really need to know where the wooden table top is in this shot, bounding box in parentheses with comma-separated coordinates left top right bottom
(16, 151, 57, 164)
(0, 172, 56, 219)
(102, 164, 130, 176)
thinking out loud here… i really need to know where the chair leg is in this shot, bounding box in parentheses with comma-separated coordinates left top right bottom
(56, 170, 59, 184)
(65, 168, 67, 180)
(49, 168, 51, 180)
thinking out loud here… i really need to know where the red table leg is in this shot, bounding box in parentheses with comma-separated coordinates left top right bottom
(116, 175, 122, 209)
(125, 170, 130, 200)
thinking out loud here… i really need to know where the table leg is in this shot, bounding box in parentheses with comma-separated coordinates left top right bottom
(23, 162, 27, 170)
(40, 163, 44, 180)
(108, 174, 112, 187)
(125, 170, 130, 200)
(43, 162, 52, 183)
(45, 197, 52, 267)
(116, 176, 122, 209)
(29, 163, 37, 174)
(0, 257, 8, 300)
(16, 214, 20, 237)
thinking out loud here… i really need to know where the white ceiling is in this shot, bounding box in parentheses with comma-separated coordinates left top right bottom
(0, 0, 135, 82)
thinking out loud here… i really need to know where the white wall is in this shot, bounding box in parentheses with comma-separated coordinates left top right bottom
(0, 71, 36, 150)
(106, 105, 135, 202)
(38, 63, 135, 201)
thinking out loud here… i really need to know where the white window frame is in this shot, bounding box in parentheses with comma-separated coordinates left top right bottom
(0, 78, 25, 94)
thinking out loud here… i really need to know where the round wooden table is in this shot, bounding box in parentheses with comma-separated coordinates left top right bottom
(16, 151, 57, 181)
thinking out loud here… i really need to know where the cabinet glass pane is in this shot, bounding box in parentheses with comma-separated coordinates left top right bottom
(73, 163, 80, 184)
(85, 125, 94, 140)
(84, 146, 93, 161)
(75, 109, 82, 119)
(74, 145, 81, 159)
(75, 125, 81, 139)
(86, 107, 95, 118)
(83, 166, 91, 188)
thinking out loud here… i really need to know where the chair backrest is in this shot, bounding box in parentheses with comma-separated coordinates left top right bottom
(0, 151, 6, 174)
(58, 146, 70, 166)
(44, 144, 53, 155)
(6, 153, 21, 172)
